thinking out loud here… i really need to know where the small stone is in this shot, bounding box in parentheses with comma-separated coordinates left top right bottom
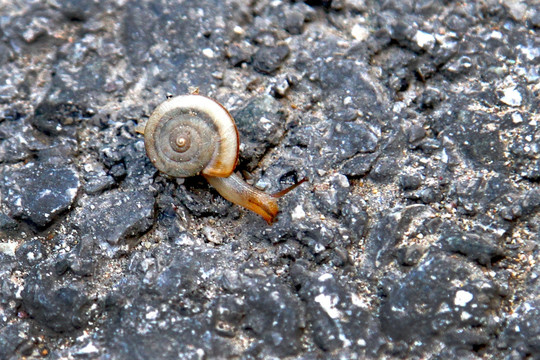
(399, 174, 422, 190)
(500, 86, 522, 107)
(15, 239, 46, 267)
(341, 153, 378, 177)
(325, 121, 379, 162)
(351, 24, 369, 41)
(439, 233, 504, 266)
(233, 95, 285, 168)
(454, 290, 474, 307)
(407, 124, 426, 143)
(284, 10, 305, 35)
(22, 272, 89, 333)
(413, 30, 436, 50)
(369, 157, 399, 182)
(380, 253, 499, 345)
(226, 43, 253, 67)
(396, 245, 425, 266)
(74, 190, 155, 250)
(291, 205, 306, 220)
(1, 162, 80, 228)
(0, 324, 29, 359)
(203, 226, 223, 245)
(83, 164, 116, 195)
(242, 275, 304, 356)
(202, 48, 214, 58)
(84, 173, 116, 195)
(511, 112, 523, 124)
(108, 163, 127, 180)
(253, 44, 290, 74)
(0, 213, 18, 232)
(0, 242, 17, 257)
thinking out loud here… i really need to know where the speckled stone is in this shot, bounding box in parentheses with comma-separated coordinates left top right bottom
(1, 162, 79, 228)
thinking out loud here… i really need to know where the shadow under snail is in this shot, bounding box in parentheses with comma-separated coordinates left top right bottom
(138, 94, 306, 224)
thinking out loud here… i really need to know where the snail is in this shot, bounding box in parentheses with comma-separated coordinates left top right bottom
(138, 94, 306, 224)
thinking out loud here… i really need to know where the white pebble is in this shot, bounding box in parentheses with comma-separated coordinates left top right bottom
(500, 86, 522, 107)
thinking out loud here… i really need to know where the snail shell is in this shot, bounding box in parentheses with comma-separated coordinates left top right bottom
(144, 95, 239, 178)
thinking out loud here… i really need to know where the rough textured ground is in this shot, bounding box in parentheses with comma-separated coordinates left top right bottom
(0, 0, 539, 359)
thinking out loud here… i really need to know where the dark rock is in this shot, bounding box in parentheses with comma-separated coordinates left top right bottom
(64, 235, 95, 276)
(15, 239, 46, 267)
(0, 213, 18, 232)
(83, 172, 116, 195)
(31, 102, 88, 136)
(500, 202, 523, 221)
(291, 264, 385, 356)
(369, 157, 400, 182)
(54, 257, 70, 276)
(74, 190, 155, 251)
(417, 186, 443, 204)
(242, 275, 304, 357)
(399, 174, 422, 190)
(522, 160, 540, 181)
(406, 123, 427, 143)
(212, 295, 244, 338)
(0, 119, 35, 163)
(233, 95, 286, 168)
(451, 174, 515, 216)
(432, 109, 507, 170)
(439, 233, 504, 266)
(54, 0, 103, 21)
(341, 199, 369, 242)
(341, 153, 378, 177)
(284, 10, 305, 35)
(82, 162, 116, 195)
(313, 174, 350, 216)
(0, 323, 30, 360)
(324, 121, 379, 163)
(417, 138, 441, 153)
(395, 244, 425, 266)
(316, 56, 384, 115)
(521, 189, 540, 216)
(380, 252, 501, 348)
(108, 163, 127, 180)
(253, 44, 290, 74)
(22, 266, 89, 333)
(226, 43, 253, 67)
(176, 181, 233, 219)
(121, 139, 157, 190)
(331, 107, 358, 122)
(499, 263, 540, 357)
(296, 224, 336, 257)
(1, 162, 80, 228)
(364, 205, 434, 268)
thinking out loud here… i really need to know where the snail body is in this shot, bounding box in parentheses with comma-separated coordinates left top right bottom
(142, 94, 303, 224)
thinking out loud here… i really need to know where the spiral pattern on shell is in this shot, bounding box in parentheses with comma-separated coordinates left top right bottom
(144, 95, 239, 178)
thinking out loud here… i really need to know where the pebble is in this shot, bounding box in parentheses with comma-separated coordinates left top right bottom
(1, 162, 79, 228)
